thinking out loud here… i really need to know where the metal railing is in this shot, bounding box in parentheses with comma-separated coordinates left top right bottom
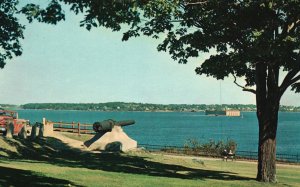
(138, 144, 300, 163)
(236, 150, 300, 163)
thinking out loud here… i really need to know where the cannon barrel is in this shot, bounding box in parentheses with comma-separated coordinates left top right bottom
(93, 119, 135, 133)
(115, 120, 135, 127)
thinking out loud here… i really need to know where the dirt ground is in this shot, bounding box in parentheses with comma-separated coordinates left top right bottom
(49, 132, 90, 152)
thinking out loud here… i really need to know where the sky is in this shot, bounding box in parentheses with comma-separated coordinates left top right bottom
(0, 6, 299, 105)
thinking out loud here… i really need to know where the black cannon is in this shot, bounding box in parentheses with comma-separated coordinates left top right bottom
(93, 119, 135, 133)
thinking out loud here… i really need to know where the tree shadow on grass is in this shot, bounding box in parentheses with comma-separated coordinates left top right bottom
(58, 152, 252, 181)
(1, 137, 254, 181)
(0, 166, 82, 187)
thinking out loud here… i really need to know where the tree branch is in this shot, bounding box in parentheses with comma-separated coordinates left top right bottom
(291, 74, 300, 84)
(287, 19, 300, 33)
(279, 68, 300, 96)
(232, 74, 256, 94)
(113, 0, 208, 6)
(185, 1, 207, 6)
(280, 18, 300, 40)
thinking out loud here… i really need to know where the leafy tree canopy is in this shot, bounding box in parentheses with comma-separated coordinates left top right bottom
(0, 0, 64, 68)
(54, 0, 300, 95)
(3, 1, 300, 96)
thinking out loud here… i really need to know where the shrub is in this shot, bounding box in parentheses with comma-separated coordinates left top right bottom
(183, 138, 237, 157)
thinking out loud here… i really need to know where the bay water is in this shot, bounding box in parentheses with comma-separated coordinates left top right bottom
(17, 110, 300, 155)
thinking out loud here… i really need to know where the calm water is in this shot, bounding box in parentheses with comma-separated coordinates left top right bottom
(17, 110, 300, 155)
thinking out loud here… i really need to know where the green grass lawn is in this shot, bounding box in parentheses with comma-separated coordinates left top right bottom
(0, 136, 299, 187)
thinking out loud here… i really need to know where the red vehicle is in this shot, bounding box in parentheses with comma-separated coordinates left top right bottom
(0, 109, 29, 135)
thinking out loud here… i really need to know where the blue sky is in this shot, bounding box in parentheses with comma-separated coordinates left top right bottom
(0, 8, 299, 105)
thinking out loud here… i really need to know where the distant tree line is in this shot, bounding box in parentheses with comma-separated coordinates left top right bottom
(19, 102, 300, 112)
(0, 104, 18, 109)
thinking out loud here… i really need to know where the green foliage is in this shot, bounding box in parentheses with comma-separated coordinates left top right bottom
(20, 1, 65, 24)
(0, 1, 65, 69)
(20, 102, 300, 112)
(0, 0, 24, 68)
(291, 82, 300, 93)
(183, 138, 237, 156)
(0, 104, 18, 109)
(2, 1, 300, 92)
(63, 0, 140, 31)
(20, 102, 249, 111)
(51, 0, 300, 93)
(1, 1, 300, 92)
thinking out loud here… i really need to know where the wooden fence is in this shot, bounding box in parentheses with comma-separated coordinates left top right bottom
(45, 119, 94, 135)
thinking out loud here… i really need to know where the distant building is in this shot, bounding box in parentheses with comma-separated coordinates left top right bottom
(205, 109, 240, 117)
(225, 110, 240, 117)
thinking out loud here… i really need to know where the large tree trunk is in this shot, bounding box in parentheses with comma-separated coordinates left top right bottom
(256, 103, 279, 182)
(255, 63, 280, 182)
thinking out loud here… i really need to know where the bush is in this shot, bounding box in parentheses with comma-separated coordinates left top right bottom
(183, 138, 237, 157)
(161, 146, 181, 154)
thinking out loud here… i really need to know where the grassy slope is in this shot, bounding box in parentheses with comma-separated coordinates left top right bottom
(0, 136, 299, 187)
(61, 132, 94, 142)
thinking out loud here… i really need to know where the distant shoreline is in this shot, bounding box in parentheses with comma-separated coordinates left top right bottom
(15, 108, 300, 113)
(2, 102, 300, 112)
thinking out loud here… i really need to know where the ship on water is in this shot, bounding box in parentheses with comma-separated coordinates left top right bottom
(205, 109, 241, 117)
